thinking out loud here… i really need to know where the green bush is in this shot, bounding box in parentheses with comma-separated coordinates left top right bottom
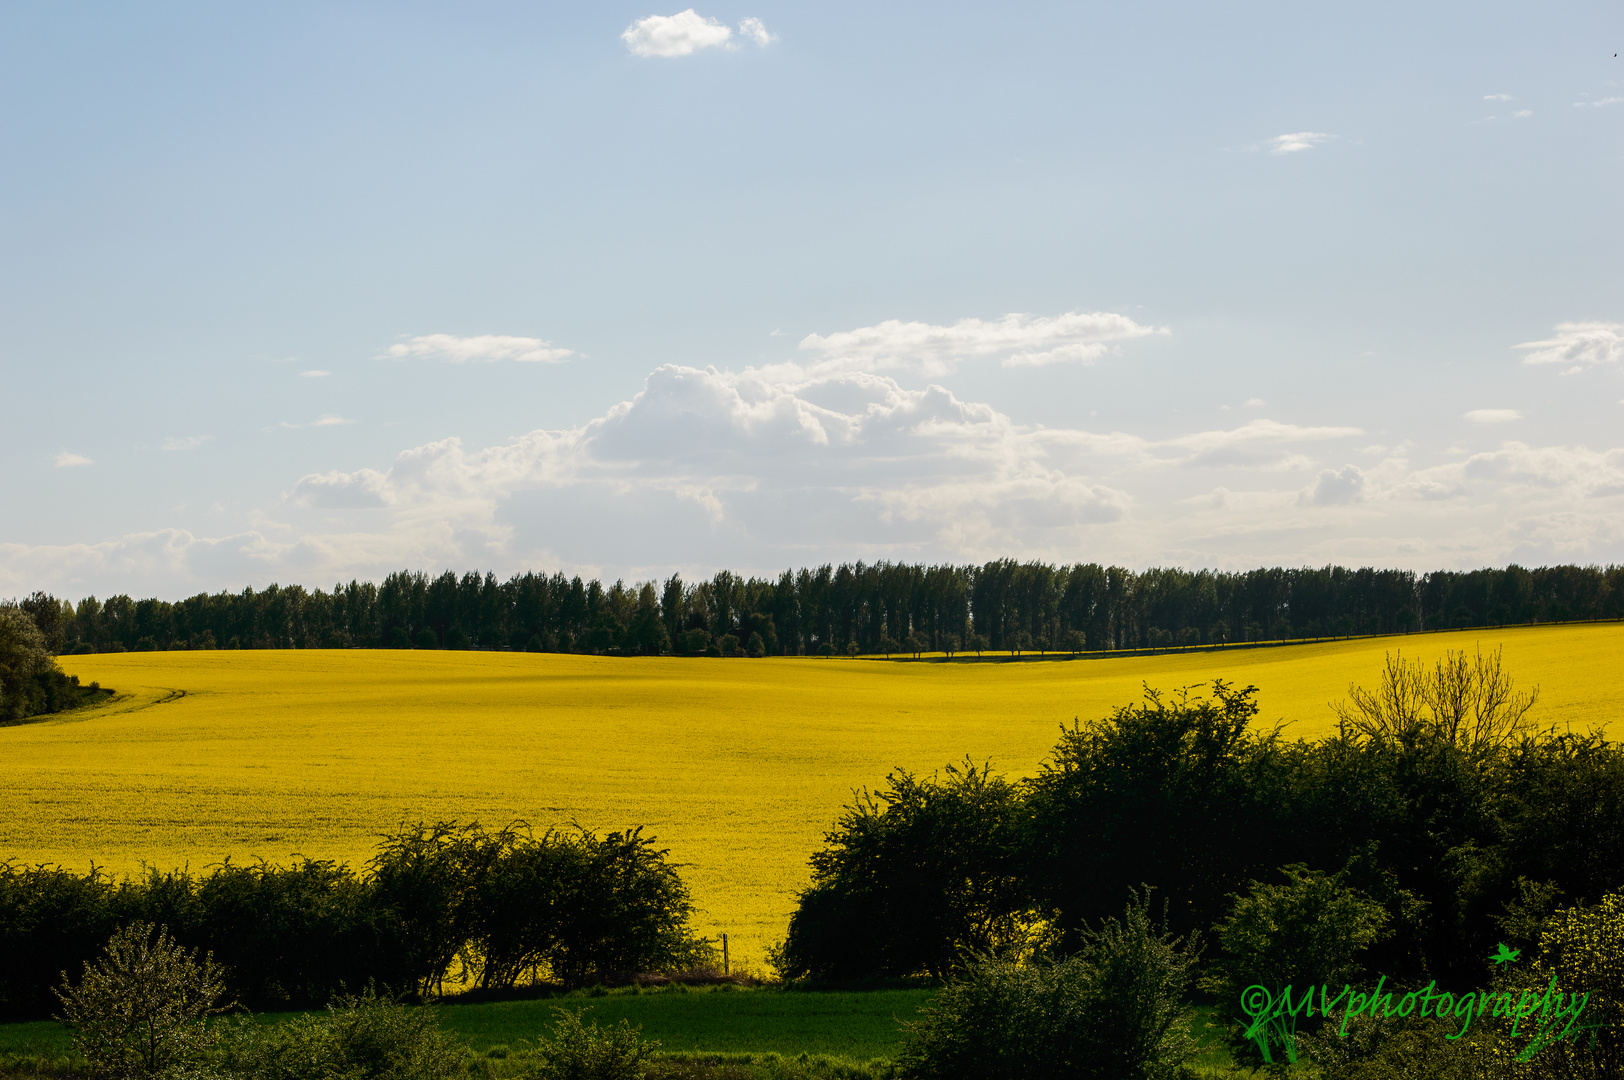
(781, 761, 1037, 981)
(528, 1007, 658, 1080)
(1297, 1012, 1500, 1080)
(896, 889, 1199, 1080)
(54, 921, 228, 1079)
(221, 990, 463, 1080)
(1200, 864, 1389, 1067)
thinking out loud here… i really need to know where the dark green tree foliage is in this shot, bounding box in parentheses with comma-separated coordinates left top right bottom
(1027, 681, 1290, 948)
(0, 823, 704, 1019)
(781, 761, 1036, 981)
(0, 603, 96, 722)
(191, 859, 415, 1008)
(782, 662, 1624, 995)
(36, 559, 1624, 657)
(897, 889, 1200, 1080)
(1199, 865, 1390, 1067)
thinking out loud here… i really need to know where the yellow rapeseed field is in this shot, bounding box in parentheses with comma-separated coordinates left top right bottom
(2, 624, 1616, 967)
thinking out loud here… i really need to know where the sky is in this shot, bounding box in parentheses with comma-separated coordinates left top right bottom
(2, 1, 1621, 600)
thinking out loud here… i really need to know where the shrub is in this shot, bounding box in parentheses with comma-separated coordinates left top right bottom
(781, 761, 1037, 981)
(1025, 681, 1287, 951)
(54, 921, 228, 1079)
(1298, 1012, 1499, 1080)
(1200, 864, 1389, 1067)
(530, 1007, 658, 1080)
(1494, 891, 1624, 1078)
(221, 990, 463, 1080)
(896, 889, 1199, 1080)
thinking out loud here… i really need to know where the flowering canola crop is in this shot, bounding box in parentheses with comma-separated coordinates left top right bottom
(5, 624, 1616, 967)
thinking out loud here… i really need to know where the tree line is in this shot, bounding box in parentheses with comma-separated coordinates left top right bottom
(0, 821, 709, 1020)
(15, 560, 1624, 658)
(778, 649, 1623, 1001)
(778, 648, 1624, 1072)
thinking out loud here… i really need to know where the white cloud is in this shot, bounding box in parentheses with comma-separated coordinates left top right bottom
(1302, 465, 1367, 506)
(9, 377, 1624, 599)
(622, 10, 749, 57)
(1464, 409, 1522, 423)
(1264, 132, 1335, 155)
(737, 17, 775, 47)
(1400, 443, 1624, 501)
(1243, 397, 1265, 407)
(1511, 109, 1533, 118)
(1516, 322, 1624, 367)
(280, 414, 358, 429)
(386, 333, 573, 364)
(1575, 97, 1623, 108)
(796, 310, 1167, 377)
(267, 368, 1368, 567)
(54, 452, 93, 468)
(291, 468, 392, 510)
(1484, 93, 1514, 101)
(162, 435, 212, 451)
(299, 370, 330, 378)
(1166, 419, 1362, 468)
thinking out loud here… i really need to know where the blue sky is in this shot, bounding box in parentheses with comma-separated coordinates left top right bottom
(2, 1, 1621, 598)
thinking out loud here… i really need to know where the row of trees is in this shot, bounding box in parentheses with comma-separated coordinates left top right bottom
(0, 821, 709, 1019)
(779, 651, 1624, 998)
(19, 560, 1624, 657)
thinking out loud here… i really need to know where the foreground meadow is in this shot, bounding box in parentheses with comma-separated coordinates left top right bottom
(4, 624, 1616, 966)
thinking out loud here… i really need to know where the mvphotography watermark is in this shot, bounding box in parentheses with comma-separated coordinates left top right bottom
(1239, 943, 1603, 1066)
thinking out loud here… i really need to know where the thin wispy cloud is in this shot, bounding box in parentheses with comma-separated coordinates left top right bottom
(1517, 322, 1624, 367)
(1464, 409, 1521, 423)
(622, 10, 774, 58)
(737, 17, 775, 47)
(1263, 132, 1335, 155)
(299, 370, 330, 378)
(162, 435, 212, 451)
(1574, 96, 1623, 108)
(53, 452, 93, 468)
(795, 311, 1167, 376)
(1484, 93, 1514, 101)
(279, 414, 357, 429)
(386, 334, 573, 364)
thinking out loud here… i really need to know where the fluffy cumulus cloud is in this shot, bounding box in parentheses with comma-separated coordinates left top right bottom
(796, 311, 1166, 376)
(1517, 322, 1624, 368)
(1464, 409, 1521, 423)
(1303, 464, 1367, 506)
(9, 355, 1624, 597)
(621, 10, 773, 57)
(53, 452, 93, 468)
(386, 334, 573, 364)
